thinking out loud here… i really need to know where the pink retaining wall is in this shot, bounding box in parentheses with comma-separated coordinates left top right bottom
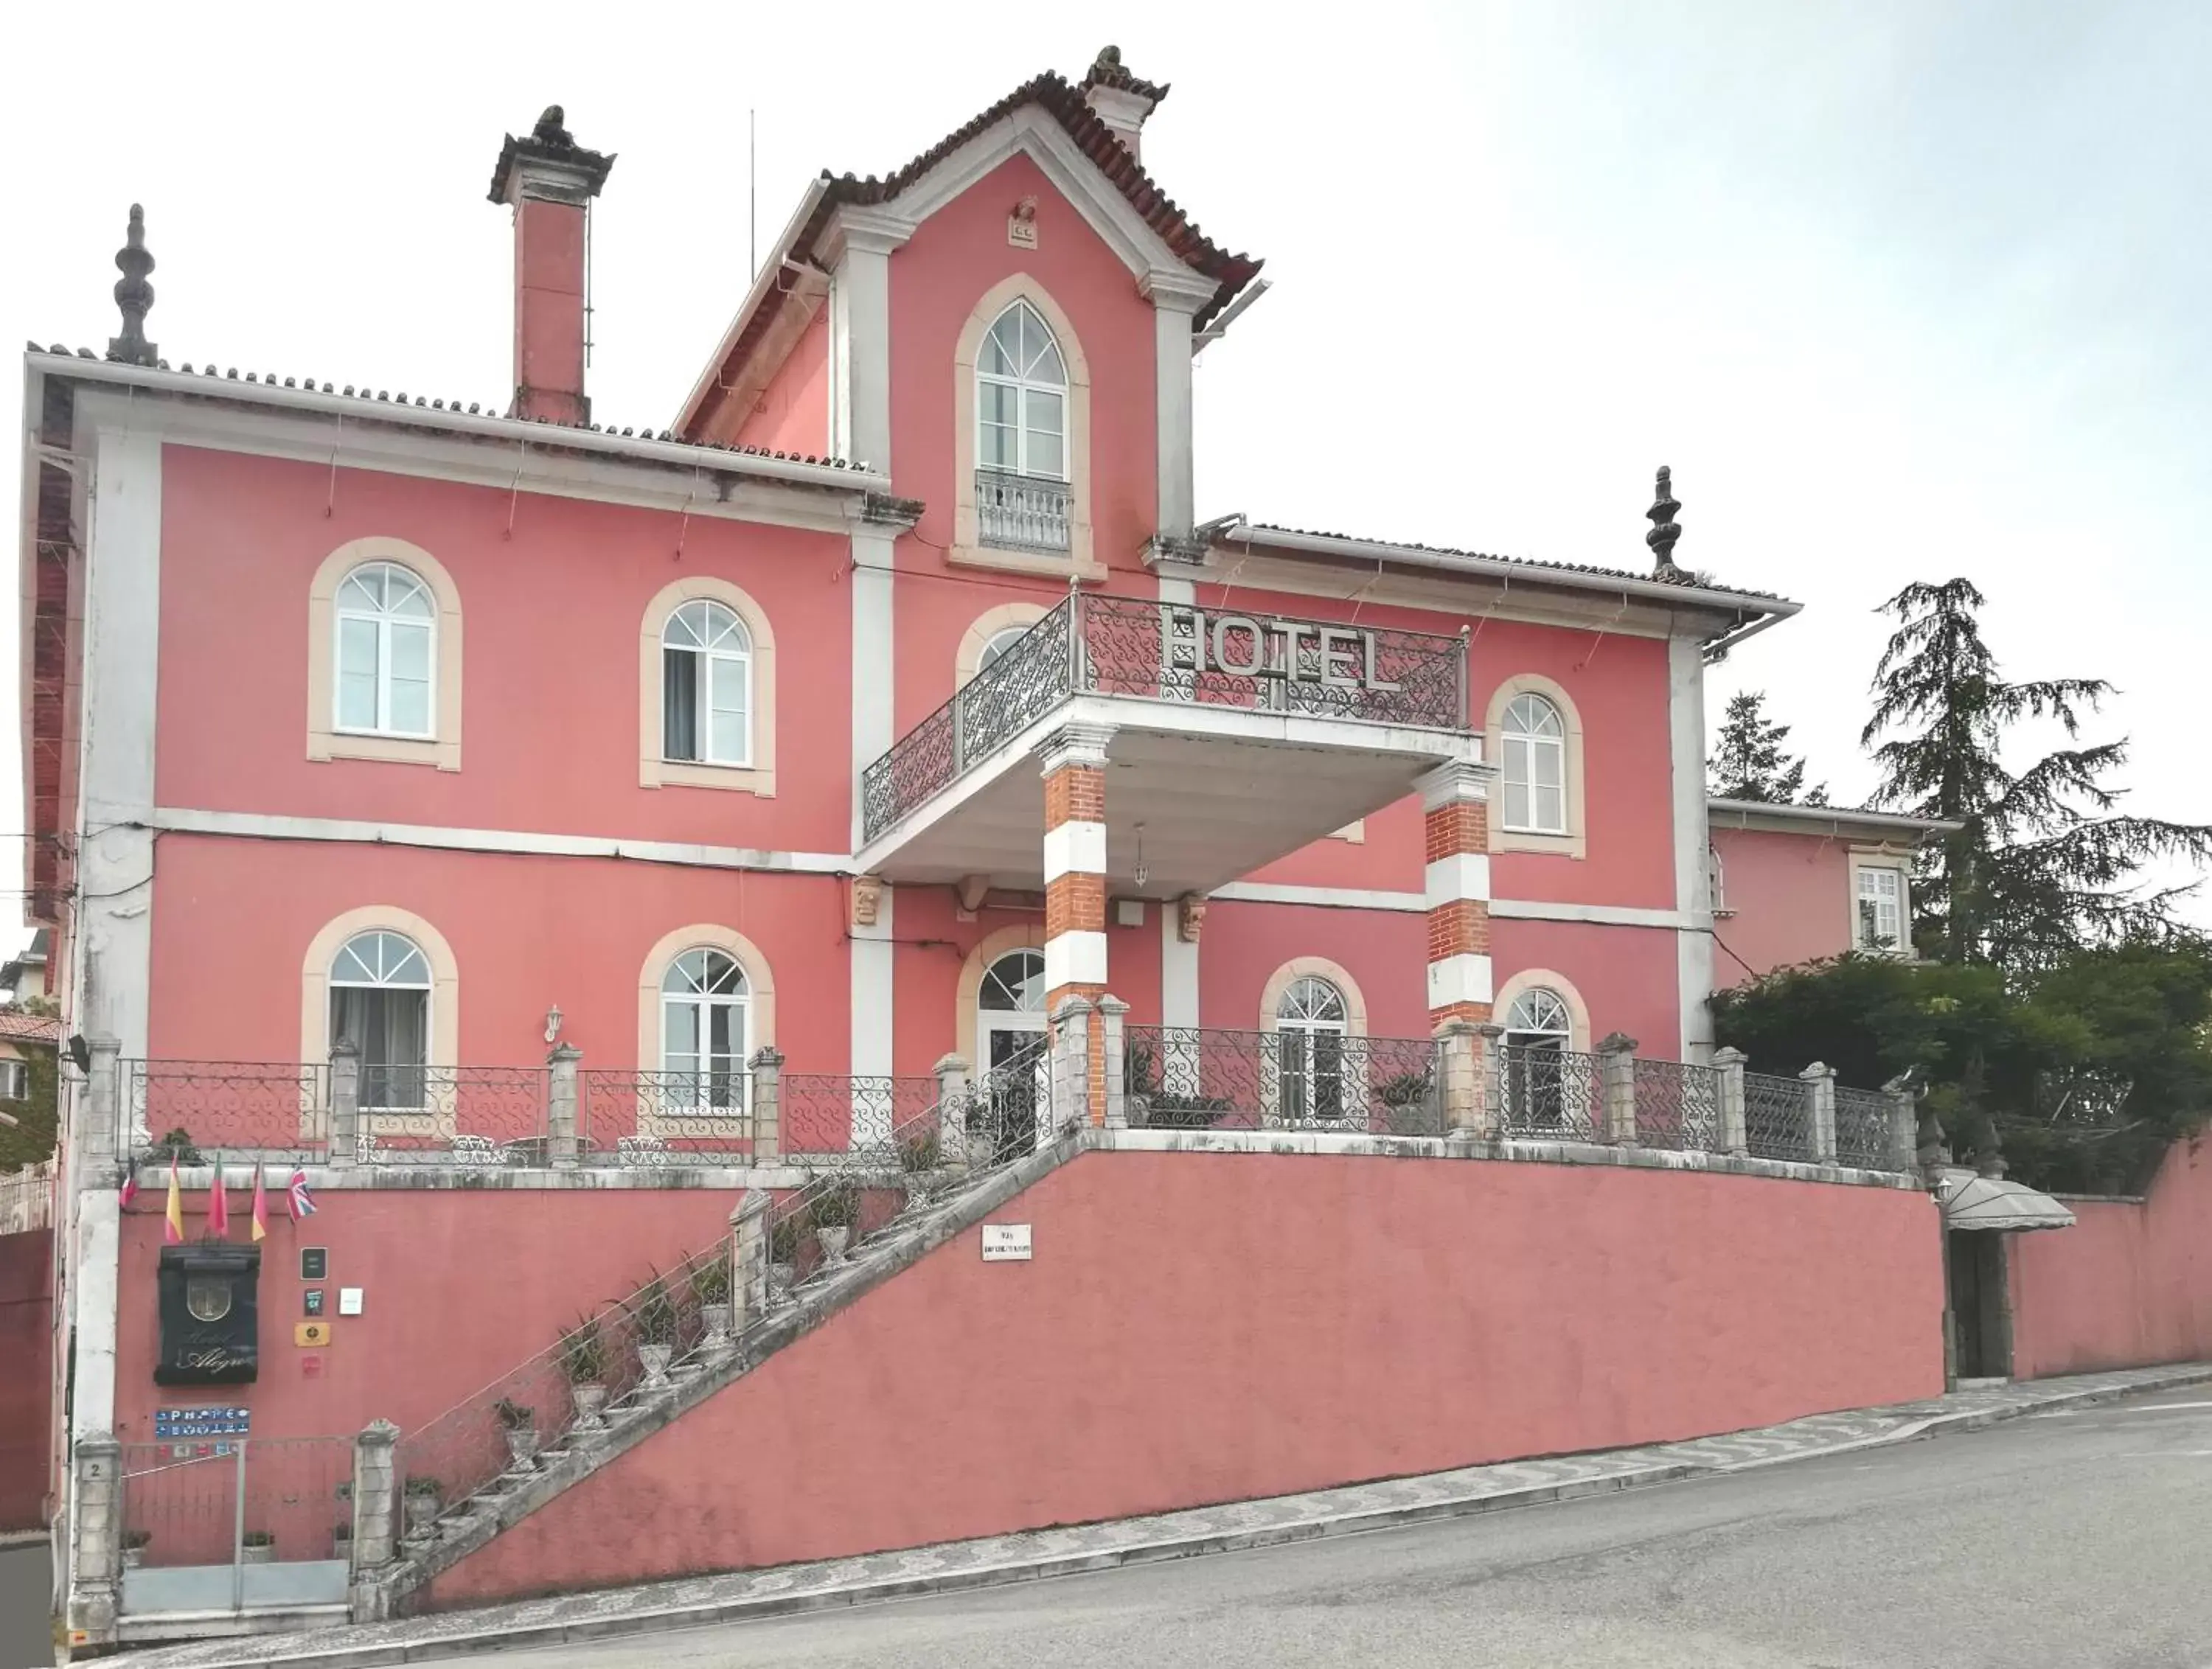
(2009, 1137, 2212, 1379)
(111, 1188, 737, 1445)
(430, 1151, 1942, 1606)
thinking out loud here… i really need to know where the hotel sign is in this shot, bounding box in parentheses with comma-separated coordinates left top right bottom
(1162, 607, 1403, 692)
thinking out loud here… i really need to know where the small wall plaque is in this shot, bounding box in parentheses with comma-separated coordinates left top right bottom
(338, 1287, 364, 1317)
(155, 1405, 249, 1439)
(303, 1289, 324, 1317)
(981, 1224, 1032, 1262)
(300, 1248, 327, 1281)
(295, 1320, 331, 1348)
(1007, 197, 1039, 249)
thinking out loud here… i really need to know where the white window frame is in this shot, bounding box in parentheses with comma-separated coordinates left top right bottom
(1851, 856, 1911, 956)
(1273, 976, 1350, 1125)
(977, 626, 1033, 675)
(0, 1059, 25, 1100)
(659, 948, 751, 1115)
(329, 930, 434, 1113)
(1500, 692, 1569, 835)
(333, 562, 437, 740)
(660, 599, 754, 769)
(975, 299, 1070, 484)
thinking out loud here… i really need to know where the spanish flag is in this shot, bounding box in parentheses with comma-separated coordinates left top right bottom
(162, 1154, 184, 1246)
(250, 1167, 268, 1243)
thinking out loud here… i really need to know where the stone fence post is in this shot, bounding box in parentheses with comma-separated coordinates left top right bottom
(934, 1053, 973, 1168)
(1712, 1045, 1749, 1156)
(85, 1035, 121, 1178)
(729, 1188, 771, 1331)
(328, 1041, 361, 1169)
(1436, 1020, 1483, 1137)
(1599, 1032, 1639, 1145)
(546, 1043, 581, 1167)
(1096, 997, 1129, 1129)
(1479, 1022, 1507, 1135)
(1049, 996, 1094, 1138)
(67, 1432, 122, 1646)
(1801, 1062, 1839, 1165)
(1882, 1073, 1920, 1174)
(349, 1419, 398, 1583)
(748, 1047, 783, 1165)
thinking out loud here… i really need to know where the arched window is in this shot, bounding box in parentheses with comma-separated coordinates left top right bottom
(1502, 985, 1573, 1132)
(977, 301, 1067, 482)
(1275, 975, 1349, 1124)
(330, 930, 431, 1109)
(661, 948, 749, 1109)
(334, 562, 436, 737)
(978, 625, 1032, 674)
(1505, 987, 1572, 1050)
(661, 600, 752, 767)
(1500, 693, 1568, 834)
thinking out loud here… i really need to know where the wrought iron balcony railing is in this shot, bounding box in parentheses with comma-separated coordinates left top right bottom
(976, 468, 1072, 551)
(861, 591, 1470, 840)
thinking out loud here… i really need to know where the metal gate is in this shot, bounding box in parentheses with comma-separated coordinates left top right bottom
(117, 1435, 352, 1617)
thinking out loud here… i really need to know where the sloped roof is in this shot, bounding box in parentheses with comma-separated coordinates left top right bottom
(0, 1010, 60, 1046)
(681, 69, 1260, 442)
(1236, 521, 1785, 602)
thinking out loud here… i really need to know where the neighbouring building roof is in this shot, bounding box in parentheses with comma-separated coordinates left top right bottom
(1708, 799, 1961, 840)
(679, 68, 1262, 442)
(0, 1010, 60, 1047)
(0, 930, 49, 993)
(1938, 1167, 2076, 1233)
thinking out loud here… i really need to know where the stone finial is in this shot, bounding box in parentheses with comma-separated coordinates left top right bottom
(107, 205, 157, 367)
(1645, 465, 1683, 576)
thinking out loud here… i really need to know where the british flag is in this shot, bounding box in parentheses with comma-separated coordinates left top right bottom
(286, 1168, 317, 1220)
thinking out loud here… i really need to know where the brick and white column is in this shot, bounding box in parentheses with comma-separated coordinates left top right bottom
(1419, 761, 1495, 1028)
(1042, 724, 1113, 1124)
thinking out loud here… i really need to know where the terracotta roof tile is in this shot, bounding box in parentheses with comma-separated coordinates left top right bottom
(0, 1010, 60, 1045)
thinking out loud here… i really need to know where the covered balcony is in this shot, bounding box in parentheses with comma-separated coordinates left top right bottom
(856, 590, 1477, 895)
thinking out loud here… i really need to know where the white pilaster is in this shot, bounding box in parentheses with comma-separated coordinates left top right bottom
(850, 883, 894, 1081)
(1669, 635, 1714, 1062)
(849, 516, 898, 1081)
(824, 212, 909, 474)
(1161, 905, 1199, 1029)
(1149, 296, 1197, 542)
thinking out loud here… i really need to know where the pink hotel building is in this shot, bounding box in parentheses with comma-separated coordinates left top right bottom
(21, 51, 1955, 1640)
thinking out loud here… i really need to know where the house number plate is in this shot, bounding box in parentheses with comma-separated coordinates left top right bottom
(981, 1224, 1032, 1262)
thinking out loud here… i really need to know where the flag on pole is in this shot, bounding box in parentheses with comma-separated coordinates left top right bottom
(119, 1168, 139, 1210)
(250, 1167, 269, 1243)
(163, 1155, 184, 1246)
(207, 1158, 229, 1239)
(287, 1168, 317, 1221)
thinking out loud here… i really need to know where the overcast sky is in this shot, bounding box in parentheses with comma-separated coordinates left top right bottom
(5, 0, 2207, 955)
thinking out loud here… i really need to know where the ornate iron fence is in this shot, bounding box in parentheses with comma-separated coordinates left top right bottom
(1743, 1070, 1811, 1162)
(1121, 1026, 1444, 1135)
(1834, 1085, 1895, 1170)
(1495, 1045, 1606, 1140)
(860, 593, 1469, 840)
(126, 1060, 329, 1163)
(1632, 1057, 1723, 1151)
(352, 1065, 550, 1165)
(392, 1058, 1060, 1550)
(579, 1069, 752, 1165)
(782, 1073, 943, 1157)
(975, 468, 1071, 551)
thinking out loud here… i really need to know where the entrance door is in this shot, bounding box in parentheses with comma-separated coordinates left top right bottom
(976, 950, 1048, 1164)
(1947, 1230, 2014, 1380)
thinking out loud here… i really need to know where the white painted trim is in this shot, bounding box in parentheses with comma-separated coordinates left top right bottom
(1044, 930, 1109, 992)
(1161, 902, 1198, 1028)
(1492, 899, 1691, 930)
(827, 240, 894, 473)
(1209, 881, 1694, 929)
(1416, 759, 1495, 812)
(1043, 820, 1107, 883)
(52, 361, 883, 500)
(1425, 953, 1495, 1010)
(850, 883, 894, 1079)
(1424, 854, 1492, 908)
(851, 526, 897, 849)
(1707, 798, 1960, 839)
(1669, 637, 1714, 1062)
(147, 806, 849, 874)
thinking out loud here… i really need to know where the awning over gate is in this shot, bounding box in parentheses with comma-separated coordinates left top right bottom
(1935, 1166, 2076, 1233)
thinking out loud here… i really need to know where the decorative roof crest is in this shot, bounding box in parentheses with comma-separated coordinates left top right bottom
(107, 205, 158, 368)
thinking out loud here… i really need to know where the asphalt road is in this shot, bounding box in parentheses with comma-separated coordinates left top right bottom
(405, 1387, 2212, 1669)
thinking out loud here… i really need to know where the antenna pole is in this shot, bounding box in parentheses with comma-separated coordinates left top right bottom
(749, 108, 758, 279)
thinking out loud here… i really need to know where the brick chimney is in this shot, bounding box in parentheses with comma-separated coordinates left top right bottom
(487, 107, 614, 425)
(1079, 46, 1168, 162)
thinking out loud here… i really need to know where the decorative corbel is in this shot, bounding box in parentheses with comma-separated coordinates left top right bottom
(849, 875, 883, 930)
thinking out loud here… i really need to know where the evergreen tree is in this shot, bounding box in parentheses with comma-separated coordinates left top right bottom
(1863, 578, 2212, 966)
(1708, 691, 1826, 804)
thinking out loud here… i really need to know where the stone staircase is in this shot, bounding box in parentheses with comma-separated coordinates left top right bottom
(358, 1125, 1084, 1617)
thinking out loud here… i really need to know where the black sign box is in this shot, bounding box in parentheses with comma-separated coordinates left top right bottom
(156, 1244, 261, 1385)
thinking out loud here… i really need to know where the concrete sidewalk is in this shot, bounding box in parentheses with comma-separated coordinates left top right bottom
(109, 1362, 2212, 1669)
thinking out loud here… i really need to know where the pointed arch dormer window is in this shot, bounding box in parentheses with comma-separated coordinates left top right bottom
(975, 299, 1071, 552)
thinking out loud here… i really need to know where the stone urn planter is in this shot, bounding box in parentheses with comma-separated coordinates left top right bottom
(241, 1535, 276, 1565)
(403, 1484, 441, 1533)
(810, 1184, 858, 1270)
(121, 1533, 150, 1571)
(570, 1382, 608, 1432)
(815, 1225, 850, 1269)
(698, 1303, 734, 1362)
(494, 1398, 538, 1471)
(769, 1262, 796, 1303)
(637, 1344, 674, 1390)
